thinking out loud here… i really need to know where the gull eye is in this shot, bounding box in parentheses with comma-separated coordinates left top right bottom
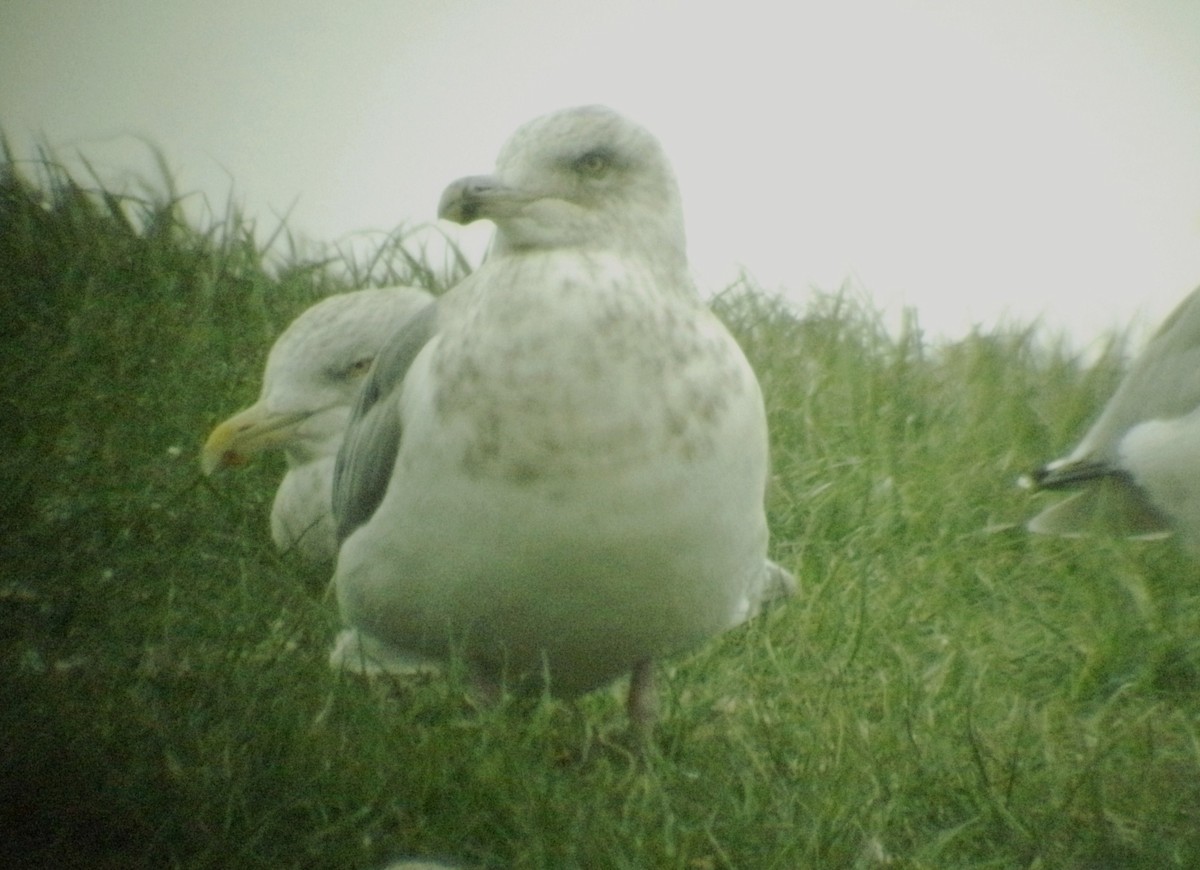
(346, 358, 373, 377)
(572, 148, 615, 177)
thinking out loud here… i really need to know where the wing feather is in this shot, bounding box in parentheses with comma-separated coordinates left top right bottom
(333, 301, 439, 543)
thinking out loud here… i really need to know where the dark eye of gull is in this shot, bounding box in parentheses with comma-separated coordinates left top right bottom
(330, 358, 373, 381)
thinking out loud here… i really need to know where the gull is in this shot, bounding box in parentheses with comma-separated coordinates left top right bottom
(1025, 283, 1200, 553)
(201, 287, 434, 563)
(330, 105, 794, 736)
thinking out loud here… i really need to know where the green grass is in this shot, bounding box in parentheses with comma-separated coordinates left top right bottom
(2, 144, 1199, 870)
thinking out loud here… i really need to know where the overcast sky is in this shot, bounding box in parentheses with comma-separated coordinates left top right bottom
(4, 0, 1200, 347)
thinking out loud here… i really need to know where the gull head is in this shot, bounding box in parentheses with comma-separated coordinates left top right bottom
(438, 105, 687, 272)
(202, 288, 430, 473)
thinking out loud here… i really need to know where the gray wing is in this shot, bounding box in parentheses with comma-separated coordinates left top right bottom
(332, 301, 439, 544)
(1024, 287, 1200, 537)
(1072, 283, 1200, 462)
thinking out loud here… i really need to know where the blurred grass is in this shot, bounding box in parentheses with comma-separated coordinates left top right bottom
(2, 143, 1199, 869)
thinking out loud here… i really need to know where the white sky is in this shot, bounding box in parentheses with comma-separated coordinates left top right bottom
(4, 0, 1200, 348)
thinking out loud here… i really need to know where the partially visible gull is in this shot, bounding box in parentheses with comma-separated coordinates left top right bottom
(1025, 282, 1200, 553)
(330, 105, 795, 736)
(201, 287, 434, 563)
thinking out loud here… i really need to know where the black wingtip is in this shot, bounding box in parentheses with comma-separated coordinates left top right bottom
(1024, 459, 1125, 491)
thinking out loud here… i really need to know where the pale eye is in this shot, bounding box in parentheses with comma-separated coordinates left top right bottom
(573, 148, 615, 177)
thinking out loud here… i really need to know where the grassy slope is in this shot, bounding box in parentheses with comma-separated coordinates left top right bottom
(2, 151, 1198, 870)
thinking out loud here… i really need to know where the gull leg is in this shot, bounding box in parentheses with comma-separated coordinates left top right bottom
(627, 658, 658, 744)
(468, 670, 504, 710)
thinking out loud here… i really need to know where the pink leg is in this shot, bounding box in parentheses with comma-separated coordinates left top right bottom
(627, 658, 658, 744)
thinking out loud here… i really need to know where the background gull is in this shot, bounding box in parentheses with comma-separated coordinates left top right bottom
(202, 287, 433, 563)
(330, 105, 795, 737)
(1025, 282, 1200, 553)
